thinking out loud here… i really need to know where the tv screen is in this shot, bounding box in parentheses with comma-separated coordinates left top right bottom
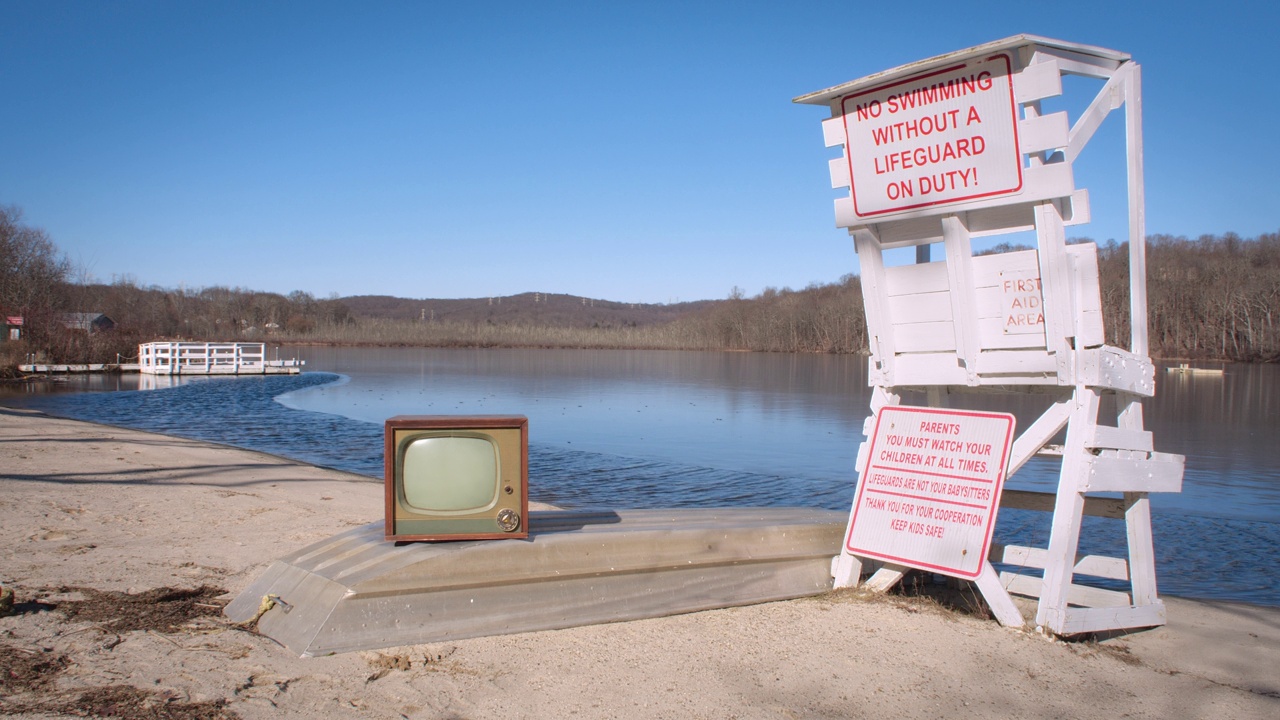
(385, 415, 529, 542)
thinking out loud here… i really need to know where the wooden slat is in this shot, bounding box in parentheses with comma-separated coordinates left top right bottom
(1066, 243, 1105, 347)
(834, 197, 855, 227)
(1007, 400, 1073, 476)
(971, 248, 1039, 286)
(1085, 426, 1154, 452)
(893, 321, 957, 353)
(1077, 347, 1156, 396)
(1083, 453, 1184, 493)
(829, 157, 849, 190)
(999, 572, 1131, 608)
(1013, 59, 1062, 104)
(998, 545, 1129, 580)
(974, 285, 1004, 318)
(875, 216, 944, 246)
(886, 291, 952, 325)
(975, 349, 1057, 374)
(822, 116, 846, 148)
(999, 489, 1126, 519)
(1023, 162, 1075, 203)
(855, 228, 897, 386)
(1019, 112, 1070, 155)
(891, 353, 967, 386)
(976, 563, 1026, 628)
(1058, 603, 1166, 635)
(942, 215, 980, 383)
(883, 260, 948, 296)
(1034, 51, 1122, 81)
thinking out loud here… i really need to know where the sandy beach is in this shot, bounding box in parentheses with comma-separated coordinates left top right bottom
(1, 405, 1277, 719)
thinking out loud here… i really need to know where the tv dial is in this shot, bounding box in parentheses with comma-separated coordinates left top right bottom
(496, 509, 521, 532)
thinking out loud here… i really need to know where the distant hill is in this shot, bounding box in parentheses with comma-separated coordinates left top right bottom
(340, 292, 716, 329)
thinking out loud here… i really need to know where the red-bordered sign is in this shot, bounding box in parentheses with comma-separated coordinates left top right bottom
(845, 406, 1015, 579)
(840, 53, 1022, 220)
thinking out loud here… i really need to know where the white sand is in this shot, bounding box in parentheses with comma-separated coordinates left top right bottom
(1, 406, 1277, 719)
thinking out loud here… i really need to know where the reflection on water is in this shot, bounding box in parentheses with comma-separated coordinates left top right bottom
(2, 348, 1276, 606)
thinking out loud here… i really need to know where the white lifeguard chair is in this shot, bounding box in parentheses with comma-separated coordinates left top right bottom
(796, 35, 1184, 635)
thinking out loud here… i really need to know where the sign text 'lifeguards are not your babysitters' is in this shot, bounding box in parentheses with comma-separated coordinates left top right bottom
(841, 53, 1021, 220)
(846, 407, 1015, 579)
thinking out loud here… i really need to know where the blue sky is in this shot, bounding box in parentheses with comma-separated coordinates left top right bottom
(2, 1, 1275, 303)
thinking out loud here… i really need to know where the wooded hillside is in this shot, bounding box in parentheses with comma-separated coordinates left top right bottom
(2, 202, 1275, 364)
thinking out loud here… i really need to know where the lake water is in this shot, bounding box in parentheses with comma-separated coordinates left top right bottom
(3, 347, 1277, 606)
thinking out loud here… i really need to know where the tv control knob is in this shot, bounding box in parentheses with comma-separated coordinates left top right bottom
(496, 509, 521, 533)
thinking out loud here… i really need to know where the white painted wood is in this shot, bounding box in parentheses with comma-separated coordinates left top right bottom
(999, 493, 1127, 519)
(854, 229, 896, 386)
(1022, 162, 1075, 202)
(137, 342, 303, 375)
(1013, 59, 1062, 104)
(863, 563, 908, 593)
(1033, 201, 1074, 377)
(1019, 112, 1070, 155)
(1057, 189, 1091, 225)
(854, 439, 871, 477)
(1007, 399, 1072, 475)
(1077, 347, 1156, 396)
(868, 196, 1091, 248)
(1067, 243, 1106, 347)
(999, 545, 1129, 581)
(834, 196, 856, 228)
(828, 156, 850, 190)
(1085, 426, 1153, 452)
(1066, 66, 1127, 164)
(886, 291, 953, 325)
(1124, 493, 1160, 606)
(1082, 452, 1184, 493)
(1126, 63, 1149, 358)
(884, 260, 948, 296)
(831, 552, 863, 589)
(1058, 603, 1166, 635)
(889, 354, 968, 386)
(893, 321, 958, 353)
(974, 350, 1058, 374)
(795, 36, 1128, 108)
(1035, 388, 1099, 631)
(1000, 572, 1131, 607)
(976, 563, 1025, 627)
(821, 116, 846, 148)
(1029, 48, 1123, 80)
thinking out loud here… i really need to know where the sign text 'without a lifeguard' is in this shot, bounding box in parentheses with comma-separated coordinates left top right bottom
(846, 406, 1015, 579)
(841, 53, 1022, 220)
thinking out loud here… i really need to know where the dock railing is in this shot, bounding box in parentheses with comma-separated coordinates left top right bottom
(137, 342, 302, 375)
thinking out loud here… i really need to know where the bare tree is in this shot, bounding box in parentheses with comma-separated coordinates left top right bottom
(0, 205, 69, 316)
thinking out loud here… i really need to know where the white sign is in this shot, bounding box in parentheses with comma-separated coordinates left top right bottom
(845, 406, 1015, 579)
(840, 53, 1022, 220)
(999, 268, 1045, 335)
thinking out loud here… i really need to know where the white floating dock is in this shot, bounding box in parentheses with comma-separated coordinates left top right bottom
(225, 508, 847, 656)
(137, 342, 302, 375)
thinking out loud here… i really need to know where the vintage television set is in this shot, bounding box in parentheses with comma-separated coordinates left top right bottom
(384, 415, 529, 542)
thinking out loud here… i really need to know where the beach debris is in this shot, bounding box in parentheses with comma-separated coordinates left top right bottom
(53, 585, 227, 633)
(0, 583, 13, 616)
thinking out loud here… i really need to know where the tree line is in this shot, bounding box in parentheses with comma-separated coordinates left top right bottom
(1, 204, 1275, 365)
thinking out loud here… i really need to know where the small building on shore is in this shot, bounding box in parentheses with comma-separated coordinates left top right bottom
(62, 313, 115, 334)
(2, 315, 22, 342)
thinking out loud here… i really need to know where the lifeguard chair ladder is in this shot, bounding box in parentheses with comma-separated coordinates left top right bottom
(796, 36, 1184, 635)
